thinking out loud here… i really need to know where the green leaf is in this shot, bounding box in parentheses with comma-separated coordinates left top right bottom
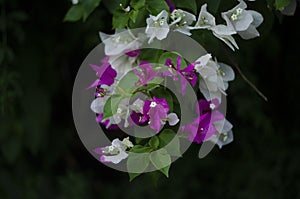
(113, 9, 130, 29)
(150, 148, 171, 174)
(146, 0, 169, 15)
(129, 10, 139, 23)
(130, 145, 151, 153)
(135, 137, 143, 144)
(64, 0, 102, 22)
(129, 172, 142, 181)
(150, 87, 173, 112)
(171, 0, 197, 14)
(134, 77, 164, 93)
(159, 129, 181, 157)
(130, 0, 146, 10)
(102, 0, 125, 14)
(139, 49, 164, 63)
(159, 165, 170, 178)
(102, 95, 123, 119)
(64, 5, 83, 22)
(149, 136, 160, 149)
(82, 0, 102, 21)
(127, 146, 150, 177)
(116, 71, 139, 95)
(128, 7, 149, 28)
(275, 0, 292, 9)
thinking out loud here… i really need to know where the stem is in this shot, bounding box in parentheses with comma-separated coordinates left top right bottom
(224, 49, 268, 102)
(233, 64, 268, 102)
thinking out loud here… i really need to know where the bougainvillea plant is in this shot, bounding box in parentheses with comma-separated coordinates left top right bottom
(67, 0, 298, 181)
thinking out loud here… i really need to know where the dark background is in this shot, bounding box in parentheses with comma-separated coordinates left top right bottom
(1, 0, 299, 198)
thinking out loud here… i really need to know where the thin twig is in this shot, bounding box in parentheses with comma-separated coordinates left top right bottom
(233, 63, 268, 102)
(224, 46, 268, 102)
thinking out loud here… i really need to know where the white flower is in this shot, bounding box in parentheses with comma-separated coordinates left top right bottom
(207, 119, 234, 149)
(194, 54, 235, 102)
(90, 85, 116, 114)
(99, 29, 141, 56)
(218, 62, 235, 90)
(211, 25, 239, 51)
(108, 53, 137, 79)
(145, 10, 170, 43)
(97, 138, 134, 164)
(108, 98, 145, 128)
(166, 113, 180, 126)
(221, 1, 263, 40)
(90, 96, 108, 114)
(193, 4, 216, 29)
(170, 9, 196, 36)
(129, 98, 145, 113)
(122, 137, 134, 148)
(192, 4, 239, 51)
(99, 30, 143, 78)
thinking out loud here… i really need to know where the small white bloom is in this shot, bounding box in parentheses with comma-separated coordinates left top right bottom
(194, 54, 235, 102)
(209, 103, 216, 110)
(191, 4, 238, 51)
(108, 98, 145, 128)
(221, 1, 263, 40)
(122, 137, 134, 148)
(145, 10, 170, 43)
(99, 30, 143, 79)
(111, 100, 131, 127)
(170, 9, 196, 36)
(90, 85, 117, 114)
(192, 4, 216, 29)
(208, 119, 234, 149)
(150, 101, 157, 108)
(100, 138, 130, 164)
(167, 113, 180, 126)
(130, 98, 145, 113)
(109, 54, 137, 80)
(99, 29, 141, 56)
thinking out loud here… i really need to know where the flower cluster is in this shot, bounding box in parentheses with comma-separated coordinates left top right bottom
(86, 0, 264, 180)
(145, 1, 263, 50)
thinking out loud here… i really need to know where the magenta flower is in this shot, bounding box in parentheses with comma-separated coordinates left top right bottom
(182, 99, 224, 143)
(163, 56, 198, 95)
(88, 57, 117, 89)
(125, 49, 140, 57)
(165, 0, 176, 12)
(133, 62, 161, 87)
(141, 97, 169, 132)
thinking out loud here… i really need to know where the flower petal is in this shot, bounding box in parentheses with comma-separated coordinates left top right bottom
(90, 97, 106, 114)
(168, 113, 179, 126)
(100, 151, 128, 164)
(219, 63, 235, 81)
(238, 24, 260, 39)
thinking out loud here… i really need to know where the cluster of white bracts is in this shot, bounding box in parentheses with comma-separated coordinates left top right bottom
(145, 0, 264, 50)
